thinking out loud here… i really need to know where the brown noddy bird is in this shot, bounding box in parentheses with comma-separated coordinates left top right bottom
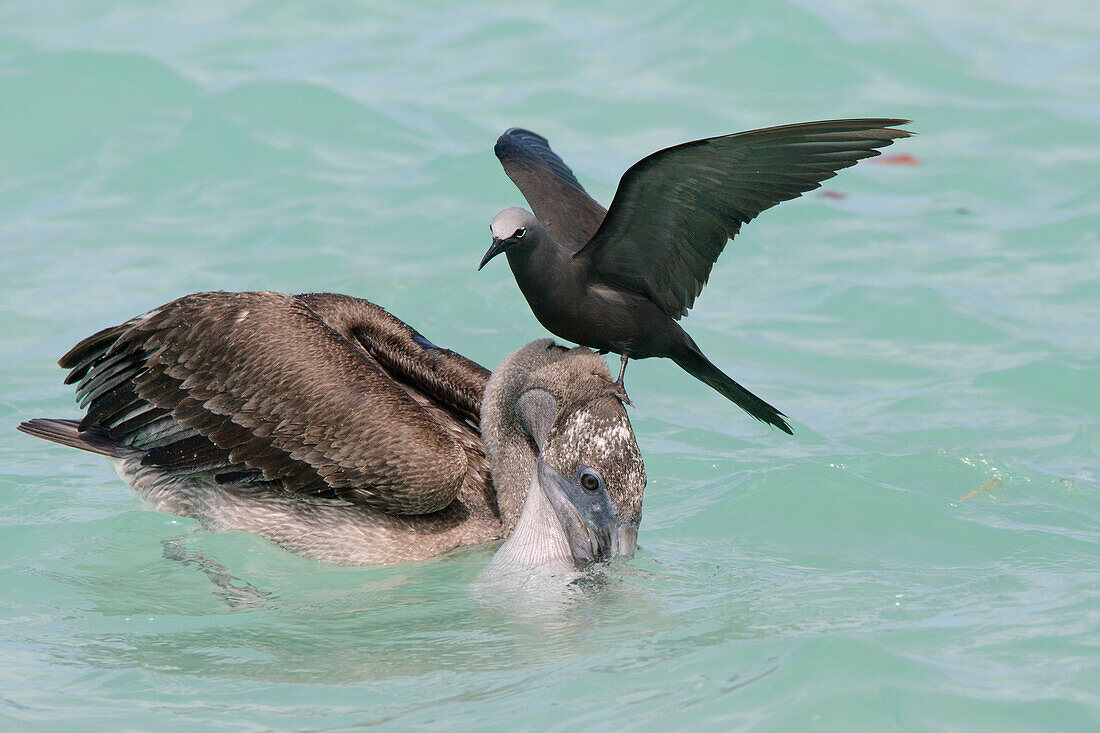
(18, 291, 645, 568)
(480, 119, 913, 433)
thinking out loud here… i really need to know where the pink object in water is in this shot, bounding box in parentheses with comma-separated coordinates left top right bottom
(875, 153, 920, 165)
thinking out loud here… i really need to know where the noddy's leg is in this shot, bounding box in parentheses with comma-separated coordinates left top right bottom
(596, 354, 632, 405)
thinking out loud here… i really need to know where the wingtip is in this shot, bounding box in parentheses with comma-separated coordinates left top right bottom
(840, 118, 915, 139)
(885, 119, 915, 137)
(496, 128, 551, 159)
(866, 119, 914, 139)
(500, 127, 547, 142)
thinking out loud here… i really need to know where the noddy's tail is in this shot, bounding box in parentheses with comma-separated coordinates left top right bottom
(17, 418, 129, 458)
(671, 349, 793, 434)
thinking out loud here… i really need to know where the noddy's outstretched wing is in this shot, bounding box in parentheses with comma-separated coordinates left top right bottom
(576, 119, 913, 318)
(59, 292, 490, 515)
(495, 128, 607, 250)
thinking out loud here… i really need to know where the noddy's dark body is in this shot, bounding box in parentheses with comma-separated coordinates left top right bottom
(481, 120, 913, 433)
(492, 226, 765, 421)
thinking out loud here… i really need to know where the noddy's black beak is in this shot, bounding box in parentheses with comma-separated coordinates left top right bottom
(479, 237, 508, 271)
(536, 458, 637, 567)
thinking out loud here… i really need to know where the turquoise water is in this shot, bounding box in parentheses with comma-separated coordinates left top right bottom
(2, 0, 1098, 729)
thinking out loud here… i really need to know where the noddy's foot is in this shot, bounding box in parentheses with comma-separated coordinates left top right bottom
(600, 379, 633, 407)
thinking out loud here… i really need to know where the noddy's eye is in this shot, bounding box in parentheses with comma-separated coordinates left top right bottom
(514, 227, 526, 239)
(580, 470, 600, 492)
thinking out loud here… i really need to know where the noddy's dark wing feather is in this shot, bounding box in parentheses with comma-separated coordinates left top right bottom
(59, 292, 491, 515)
(495, 128, 607, 250)
(576, 119, 913, 318)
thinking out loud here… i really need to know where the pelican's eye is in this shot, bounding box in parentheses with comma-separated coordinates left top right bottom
(579, 469, 601, 492)
(514, 227, 526, 239)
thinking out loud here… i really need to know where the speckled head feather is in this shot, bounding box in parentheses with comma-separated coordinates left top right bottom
(533, 350, 646, 525)
(481, 340, 645, 531)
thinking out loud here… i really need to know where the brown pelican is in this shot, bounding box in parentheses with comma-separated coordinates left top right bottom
(17, 291, 645, 570)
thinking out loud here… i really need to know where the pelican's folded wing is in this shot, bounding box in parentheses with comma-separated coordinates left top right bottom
(575, 119, 912, 318)
(60, 291, 491, 515)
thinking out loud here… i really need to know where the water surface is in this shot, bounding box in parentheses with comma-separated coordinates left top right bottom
(2, 1, 1098, 729)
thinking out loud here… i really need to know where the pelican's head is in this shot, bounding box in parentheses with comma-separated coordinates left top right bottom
(483, 341, 646, 572)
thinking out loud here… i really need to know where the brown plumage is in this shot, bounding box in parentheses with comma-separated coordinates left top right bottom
(19, 292, 646, 568)
(59, 291, 491, 515)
